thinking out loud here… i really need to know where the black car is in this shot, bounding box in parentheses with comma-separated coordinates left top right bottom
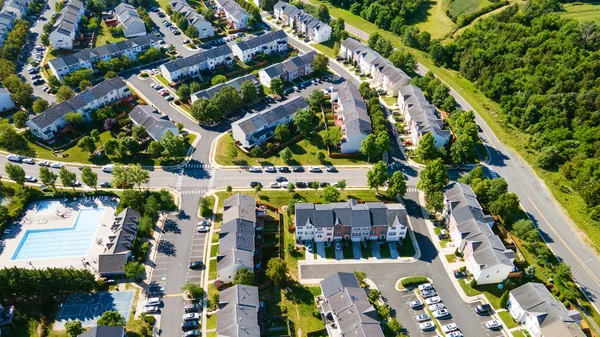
(185, 303, 201, 313)
(475, 304, 492, 315)
(100, 182, 111, 188)
(188, 261, 203, 269)
(275, 176, 288, 182)
(454, 270, 467, 279)
(278, 166, 290, 173)
(32, 79, 45, 85)
(320, 182, 330, 187)
(182, 320, 199, 331)
(292, 166, 304, 172)
(296, 182, 307, 188)
(250, 181, 261, 188)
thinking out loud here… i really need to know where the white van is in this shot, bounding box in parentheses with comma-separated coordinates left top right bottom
(102, 164, 113, 173)
(7, 154, 21, 162)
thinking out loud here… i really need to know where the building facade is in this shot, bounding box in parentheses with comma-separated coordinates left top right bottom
(115, 3, 147, 37)
(159, 45, 233, 83)
(231, 29, 288, 63)
(213, 0, 250, 30)
(98, 208, 140, 277)
(330, 82, 371, 153)
(170, 0, 215, 38)
(258, 50, 316, 87)
(49, 0, 86, 50)
(273, 1, 331, 42)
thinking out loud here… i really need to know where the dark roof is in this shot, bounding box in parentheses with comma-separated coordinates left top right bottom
(51, 0, 84, 36)
(399, 85, 449, 139)
(217, 285, 260, 337)
(191, 74, 257, 101)
(129, 105, 178, 140)
(218, 194, 257, 271)
(162, 44, 233, 73)
(333, 82, 371, 137)
(106, 208, 140, 254)
(235, 30, 287, 52)
(98, 254, 128, 275)
(260, 51, 316, 79)
(233, 96, 308, 135)
(78, 326, 124, 337)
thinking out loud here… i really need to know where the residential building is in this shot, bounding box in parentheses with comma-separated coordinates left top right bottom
(217, 194, 266, 281)
(231, 29, 287, 63)
(231, 96, 308, 148)
(27, 77, 131, 141)
(48, 34, 160, 80)
(443, 182, 515, 284)
(98, 208, 140, 277)
(273, 2, 331, 42)
(294, 199, 409, 242)
(49, 0, 86, 50)
(170, 0, 215, 38)
(129, 105, 179, 141)
(0, 11, 16, 48)
(330, 82, 371, 153)
(159, 45, 233, 83)
(0, 304, 15, 327)
(398, 84, 450, 148)
(217, 285, 262, 337)
(214, 0, 250, 30)
(258, 50, 316, 87)
(2, 0, 27, 19)
(508, 283, 585, 337)
(0, 88, 15, 111)
(115, 3, 147, 37)
(190, 73, 259, 103)
(78, 326, 125, 337)
(340, 38, 410, 95)
(318, 272, 385, 337)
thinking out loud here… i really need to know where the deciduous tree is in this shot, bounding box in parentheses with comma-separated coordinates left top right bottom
(281, 147, 293, 163)
(367, 161, 388, 193)
(39, 167, 57, 190)
(360, 134, 378, 162)
(241, 80, 257, 103)
(233, 268, 256, 285)
(65, 321, 84, 337)
(5, 162, 25, 185)
(321, 185, 340, 203)
(387, 171, 407, 198)
(266, 257, 288, 287)
(294, 109, 315, 138)
(77, 136, 97, 154)
(416, 158, 448, 195)
(270, 77, 284, 96)
(415, 133, 439, 161)
(97, 311, 125, 326)
(12, 111, 28, 128)
(312, 53, 329, 72)
(123, 261, 145, 281)
(81, 166, 97, 189)
(32, 98, 49, 114)
(59, 167, 77, 190)
(274, 124, 291, 143)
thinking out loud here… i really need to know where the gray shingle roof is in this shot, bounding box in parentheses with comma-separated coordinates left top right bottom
(333, 82, 371, 137)
(78, 326, 124, 337)
(106, 208, 140, 254)
(235, 30, 287, 52)
(217, 285, 260, 337)
(218, 194, 257, 271)
(191, 74, 257, 101)
(399, 85, 449, 140)
(162, 44, 233, 73)
(51, 0, 84, 37)
(129, 105, 177, 140)
(233, 96, 308, 135)
(260, 51, 316, 79)
(98, 254, 128, 275)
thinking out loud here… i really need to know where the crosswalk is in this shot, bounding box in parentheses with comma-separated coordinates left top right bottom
(175, 169, 183, 190)
(489, 170, 499, 178)
(406, 187, 418, 193)
(387, 161, 406, 168)
(207, 168, 216, 190)
(185, 163, 211, 169)
(180, 190, 208, 195)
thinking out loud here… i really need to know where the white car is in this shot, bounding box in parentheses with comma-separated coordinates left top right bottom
(485, 320, 502, 330)
(22, 158, 35, 164)
(265, 166, 276, 173)
(421, 289, 437, 298)
(270, 182, 281, 188)
(183, 312, 200, 321)
(428, 303, 445, 311)
(425, 296, 441, 305)
(248, 167, 261, 173)
(418, 283, 433, 291)
(145, 297, 161, 306)
(433, 309, 450, 319)
(196, 225, 209, 233)
(308, 166, 322, 172)
(102, 164, 113, 173)
(447, 332, 462, 337)
(409, 300, 424, 309)
(50, 162, 62, 169)
(25, 176, 37, 182)
(144, 305, 159, 313)
(415, 314, 430, 322)
(38, 160, 49, 166)
(419, 321, 435, 332)
(7, 153, 21, 162)
(442, 323, 458, 333)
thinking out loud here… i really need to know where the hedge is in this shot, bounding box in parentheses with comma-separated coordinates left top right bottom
(400, 276, 429, 288)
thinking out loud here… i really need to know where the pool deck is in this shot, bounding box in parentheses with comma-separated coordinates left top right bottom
(0, 197, 118, 272)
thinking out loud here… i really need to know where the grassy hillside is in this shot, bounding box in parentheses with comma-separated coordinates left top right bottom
(415, 0, 457, 39)
(447, 0, 494, 19)
(561, 2, 600, 24)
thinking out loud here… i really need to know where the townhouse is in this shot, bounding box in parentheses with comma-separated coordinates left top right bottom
(340, 38, 410, 96)
(48, 34, 160, 80)
(49, 0, 86, 50)
(443, 182, 515, 285)
(2, 0, 27, 19)
(0, 12, 15, 48)
(98, 208, 140, 277)
(78, 326, 125, 337)
(214, 0, 250, 30)
(27, 77, 131, 141)
(159, 44, 233, 83)
(330, 82, 372, 153)
(190, 73, 259, 103)
(258, 50, 316, 87)
(398, 84, 450, 148)
(217, 194, 266, 281)
(114, 3, 146, 38)
(318, 272, 384, 337)
(273, 1, 331, 43)
(231, 29, 288, 63)
(508, 283, 585, 337)
(231, 96, 308, 148)
(217, 285, 262, 337)
(170, 0, 215, 39)
(128, 105, 179, 141)
(0, 88, 15, 112)
(294, 199, 409, 243)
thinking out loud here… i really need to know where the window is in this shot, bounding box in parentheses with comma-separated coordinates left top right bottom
(297, 232, 303, 235)
(327, 233, 332, 236)
(389, 232, 396, 236)
(317, 235, 322, 238)
(371, 231, 376, 235)
(334, 231, 339, 235)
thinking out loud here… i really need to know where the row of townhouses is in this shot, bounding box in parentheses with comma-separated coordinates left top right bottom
(443, 182, 516, 285)
(98, 208, 140, 277)
(48, 34, 160, 80)
(217, 194, 265, 281)
(398, 84, 450, 149)
(159, 44, 234, 83)
(114, 3, 146, 38)
(258, 50, 316, 87)
(26, 77, 131, 141)
(273, 1, 331, 43)
(232, 96, 308, 148)
(190, 73, 260, 103)
(0, 0, 31, 48)
(170, 0, 215, 39)
(340, 37, 410, 96)
(49, 0, 86, 50)
(128, 105, 179, 141)
(231, 29, 288, 63)
(294, 199, 409, 242)
(330, 82, 372, 154)
(213, 0, 250, 30)
(217, 285, 263, 337)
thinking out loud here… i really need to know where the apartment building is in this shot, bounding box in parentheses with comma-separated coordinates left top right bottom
(26, 77, 131, 141)
(0, 12, 15, 48)
(273, 1, 331, 42)
(214, 0, 250, 30)
(190, 73, 259, 103)
(49, 0, 86, 50)
(231, 29, 287, 63)
(128, 105, 179, 141)
(2, 0, 27, 19)
(159, 44, 233, 83)
(114, 3, 146, 37)
(217, 285, 262, 337)
(330, 82, 371, 153)
(170, 0, 215, 38)
(294, 199, 409, 243)
(98, 208, 140, 277)
(258, 50, 316, 87)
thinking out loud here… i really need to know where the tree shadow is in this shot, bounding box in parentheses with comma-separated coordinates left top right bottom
(284, 282, 314, 305)
(157, 240, 176, 256)
(163, 219, 181, 234)
(525, 211, 554, 244)
(405, 0, 436, 26)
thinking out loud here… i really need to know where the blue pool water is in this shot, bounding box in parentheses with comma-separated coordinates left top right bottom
(35, 200, 59, 215)
(11, 208, 106, 260)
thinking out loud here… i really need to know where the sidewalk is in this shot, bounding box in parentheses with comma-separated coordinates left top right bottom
(202, 190, 220, 337)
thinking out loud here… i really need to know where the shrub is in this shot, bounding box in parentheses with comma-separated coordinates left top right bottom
(469, 279, 477, 287)
(400, 276, 428, 288)
(499, 291, 509, 308)
(459, 266, 466, 272)
(140, 73, 149, 78)
(144, 315, 156, 325)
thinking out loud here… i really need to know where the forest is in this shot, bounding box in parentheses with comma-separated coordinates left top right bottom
(430, 0, 600, 220)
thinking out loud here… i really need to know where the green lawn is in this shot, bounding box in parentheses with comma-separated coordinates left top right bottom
(445, 254, 455, 263)
(310, 39, 337, 58)
(399, 233, 416, 257)
(415, 0, 457, 39)
(511, 330, 528, 337)
(209, 259, 217, 280)
(381, 96, 397, 106)
(448, 0, 493, 19)
(210, 244, 219, 258)
(498, 311, 518, 329)
(207, 312, 217, 330)
(216, 131, 370, 166)
(342, 241, 353, 259)
(95, 21, 127, 47)
(361, 242, 373, 258)
(325, 243, 335, 259)
(283, 212, 304, 279)
(262, 285, 324, 336)
(561, 2, 600, 24)
(155, 74, 171, 86)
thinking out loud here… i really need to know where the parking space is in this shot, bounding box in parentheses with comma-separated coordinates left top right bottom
(316, 242, 325, 260)
(139, 74, 175, 102)
(399, 291, 439, 337)
(352, 242, 362, 259)
(334, 244, 343, 260)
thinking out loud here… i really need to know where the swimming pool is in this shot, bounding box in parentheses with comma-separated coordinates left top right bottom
(36, 200, 60, 215)
(11, 208, 106, 260)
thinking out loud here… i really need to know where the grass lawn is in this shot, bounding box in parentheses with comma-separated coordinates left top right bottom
(207, 312, 217, 330)
(433, 227, 451, 248)
(325, 243, 335, 259)
(414, 0, 457, 39)
(227, 190, 388, 209)
(380, 243, 391, 258)
(283, 212, 304, 279)
(211, 231, 219, 243)
(458, 279, 507, 309)
(210, 244, 219, 258)
(216, 131, 370, 166)
(209, 259, 217, 280)
(95, 21, 127, 47)
(561, 2, 600, 24)
(498, 311, 518, 329)
(155, 74, 171, 86)
(262, 285, 324, 336)
(399, 233, 416, 257)
(445, 254, 455, 263)
(361, 242, 373, 258)
(310, 39, 337, 58)
(342, 241, 353, 259)
(206, 333, 217, 337)
(511, 330, 528, 337)
(381, 96, 397, 106)
(46, 47, 72, 61)
(448, 0, 493, 19)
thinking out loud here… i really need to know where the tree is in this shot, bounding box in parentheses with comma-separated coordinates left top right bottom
(97, 310, 125, 326)
(499, 291, 509, 308)
(553, 262, 572, 282)
(39, 166, 57, 190)
(233, 267, 256, 285)
(536, 246, 552, 264)
(375, 132, 391, 154)
(367, 161, 388, 193)
(123, 261, 145, 281)
(103, 138, 118, 155)
(333, 41, 341, 55)
(426, 190, 444, 213)
(337, 179, 346, 190)
(489, 192, 520, 224)
(312, 53, 329, 73)
(254, 183, 262, 195)
(199, 196, 212, 217)
(360, 134, 378, 162)
(59, 167, 77, 190)
(451, 134, 476, 163)
(287, 182, 295, 193)
(104, 71, 118, 80)
(176, 83, 190, 99)
(315, 151, 325, 162)
(368, 289, 382, 303)
(147, 141, 164, 158)
(388, 49, 416, 73)
(129, 164, 150, 190)
(64, 112, 84, 125)
(65, 321, 84, 337)
(308, 89, 325, 110)
(56, 85, 75, 102)
(323, 126, 342, 148)
(487, 178, 508, 202)
(281, 147, 293, 163)
(240, 80, 257, 103)
(266, 257, 288, 287)
(386, 318, 403, 336)
(415, 133, 439, 161)
(321, 185, 340, 203)
(77, 136, 97, 154)
(294, 109, 316, 138)
(0, 59, 15, 81)
(311, 181, 320, 191)
(79, 79, 92, 91)
(315, 4, 330, 22)
(270, 77, 284, 96)
(132, 124, 147, 141)
(274, 124, 291, 143)
(387, 171, 407, 199)
(12, 111, 28, 128)
(227, 142, 239, 162)
(5, 162, 25, 185)
(32, 98, 49, 114)
(416, 158, 448, 195)
(211, 75, 227, 86)
(181, 282, 205, 298)
(81, 166, 97, 189)
(226, 185, 233, 194)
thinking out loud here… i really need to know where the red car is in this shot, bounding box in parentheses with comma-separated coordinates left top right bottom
(403, 141, 413, 146)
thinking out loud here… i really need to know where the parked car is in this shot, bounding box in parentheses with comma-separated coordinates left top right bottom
(7, 154, 21, 162)
(270, 182, 281, 188)
(100, 182, 111, 188)
(447, 332, 463, 337)
(409, 300, 424, 309)
(454, 270, 467, 278)
(326, 166, 337, 172)
(292, 166, 304, 172)
(295, 182, 307, 188)
(421, 289, 437, 298)
(248, 167, 261, 173)
(433, 309, 450, 319)
(419, 322, 435, 332)
(309, 166, 322, 173)
(145, 297, 161, 306)
(22, 158, 35, 164)
(250, 181, 261, 187)
(416, 314, 430, 322)
(32, 79, 45, 85)
(72, 181, 82, 187)
(475, 304, 492, 315)
(196, 225, 209, 233)
(25, 176, 37, 182)
(184, 303, 201, 313)
(265, 166, 276, 173)
(428, 303, 445, 311)
(188, 261, 203, 269)
(418, 283, 433, 291)
(485, 320, 501, 330)
(181, 321, 199, 331)
(184, 330, 200, 337)
(38, 160, 49, 166)
(442, 323, 458, 333)
(144, 305, 159, 313)
(278, 166, 290, 173)
(183, 313, 200, 321)
(275, 176, 287, 182)
(50, 162, 62, 169)
(165, 95, 174, 101)
(319, 182, 329, 187)
(425, 296, 441, 305)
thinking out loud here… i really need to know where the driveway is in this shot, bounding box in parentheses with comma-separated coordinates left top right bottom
(371, 242, 381, 258)
(305, 242, 314, 261)
(315, 242, 325, 260)
(389, 242, 400, 259)
(353, 242, 362, 260)
(334, 244, 343, 260)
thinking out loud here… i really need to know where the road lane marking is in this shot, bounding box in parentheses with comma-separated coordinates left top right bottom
(163, 293, 183, 298)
